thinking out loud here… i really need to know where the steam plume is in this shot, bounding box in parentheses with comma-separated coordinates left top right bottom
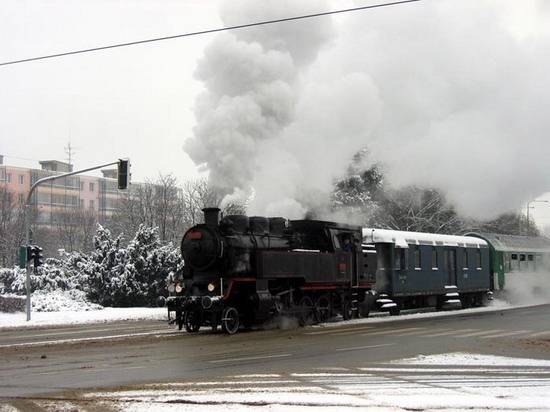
(186, 0, 550, 219)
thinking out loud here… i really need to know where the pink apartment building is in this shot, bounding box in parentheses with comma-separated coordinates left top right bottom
(0, 156, 127, 227)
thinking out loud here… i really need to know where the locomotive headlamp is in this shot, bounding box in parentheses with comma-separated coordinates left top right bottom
(207, 283, 215, 292)
(175, 283, 183, 293)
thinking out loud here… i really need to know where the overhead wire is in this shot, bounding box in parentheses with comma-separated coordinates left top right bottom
(0, 0, 421, 67)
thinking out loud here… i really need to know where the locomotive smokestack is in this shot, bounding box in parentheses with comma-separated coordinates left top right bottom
(203, 207, 221, 227)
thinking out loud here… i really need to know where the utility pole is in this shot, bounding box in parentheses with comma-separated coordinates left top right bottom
(525, 199, 549, 236)
(24, 159, 130, 321)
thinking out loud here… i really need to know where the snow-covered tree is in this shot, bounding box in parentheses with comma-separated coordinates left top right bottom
(109, 225, 181, 307)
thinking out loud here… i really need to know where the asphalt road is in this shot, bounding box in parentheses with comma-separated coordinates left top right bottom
(1, 304, 549, 401)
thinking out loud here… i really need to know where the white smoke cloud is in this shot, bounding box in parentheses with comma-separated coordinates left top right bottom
(310, 0, 550, 219)
(185, 0, 335, 214)
(186, 0, 550, 220)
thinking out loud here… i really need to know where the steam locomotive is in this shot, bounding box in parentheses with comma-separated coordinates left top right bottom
(166, 208, 375, 334)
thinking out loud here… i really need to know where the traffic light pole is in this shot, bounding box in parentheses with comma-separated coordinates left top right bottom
(24, 159, 128, 321)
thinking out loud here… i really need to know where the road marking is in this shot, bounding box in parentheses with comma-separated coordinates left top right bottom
(209, 353, 292, 364)
(1, 326, 149, 340)
(479, 330, 532, 339)
(358, 367, 550, 374)
(456, 329, 505, 338)
(527, 330, 550, 338)
(423, 329, 477, 337)
(0, 330, 178, 349)
(306, 326, 374, 335)
(36, 370, 63, 376)
(392, 328, 430, 336)
(361, 327, 425, 336)
(335, 343, 396, 352)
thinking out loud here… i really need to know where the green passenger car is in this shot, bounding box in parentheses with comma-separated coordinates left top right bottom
(465, 232, 550, 291)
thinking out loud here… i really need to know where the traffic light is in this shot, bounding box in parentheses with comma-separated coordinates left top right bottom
(31, 245, 43, 268)
(117, 158, 130, 190)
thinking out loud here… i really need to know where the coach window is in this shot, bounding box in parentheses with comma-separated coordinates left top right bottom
(394, 249, 400, 270)
(394, 248, 406, 270)
(527, 254, 534, 270)
(413, 245, 421, 270)
(431, 247, 438, 270)
(476, 249, 482, 269)
(511, 253, 519, 270)
(463, 249, 469, 270)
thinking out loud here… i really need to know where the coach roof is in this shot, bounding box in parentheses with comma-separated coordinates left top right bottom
(465, 232, 550, 253)
(363, 228, 489, 248)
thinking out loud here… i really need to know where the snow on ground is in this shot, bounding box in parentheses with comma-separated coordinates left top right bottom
(311, 297, 520, 329)
(29, 352, 550, 411)
(31, 290, 102, 312)
(393, 351, 550, 367)
(0, 307, 166, 329)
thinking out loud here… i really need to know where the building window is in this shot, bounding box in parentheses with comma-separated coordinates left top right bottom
(431, 247, 438, 269)
(89, 199, 94, 209)
(80, 199, 84, 208)
(6, 173, 11, 183)
(89, 182, 94, 192)
(18, 175, 24, 185)
(463, 249, 469, 269)
(18, 193, 24, 204)
(527, 255, 533, 261)
(511, 254, 518, 260)
(80, 181, 84, 191)
(520, 254, 526, 262)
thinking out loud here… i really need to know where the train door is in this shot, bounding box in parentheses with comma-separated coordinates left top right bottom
(444, 249, 457, 285)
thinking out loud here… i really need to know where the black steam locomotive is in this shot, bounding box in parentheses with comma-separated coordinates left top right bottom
(166, 208, 375, 334)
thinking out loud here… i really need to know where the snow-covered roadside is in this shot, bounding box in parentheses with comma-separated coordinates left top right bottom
(313, 297, 544, 329)
(0, 307, 167, 330)
(1, 297, 545, 331)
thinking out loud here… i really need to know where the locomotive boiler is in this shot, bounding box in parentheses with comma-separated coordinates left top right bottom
(166, 208, 375, 334)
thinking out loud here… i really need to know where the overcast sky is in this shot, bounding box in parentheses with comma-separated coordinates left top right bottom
(1, 0, 550, 228)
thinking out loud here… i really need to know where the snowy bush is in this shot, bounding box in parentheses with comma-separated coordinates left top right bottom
(0, 263, 76, 295)
(0, 223, 183, 309)
(72, 224, 182, 307)
(31, 289, 102, 312)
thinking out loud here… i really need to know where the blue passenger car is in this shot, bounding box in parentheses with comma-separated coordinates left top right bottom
(362, 229, 492, 314)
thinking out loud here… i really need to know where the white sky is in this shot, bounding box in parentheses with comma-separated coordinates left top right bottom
(1, 0, 549, 229)
(0, 0, 223, 180)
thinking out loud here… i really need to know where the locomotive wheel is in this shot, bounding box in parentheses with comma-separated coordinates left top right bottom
(184, 310, 201, 333)
(315, 295, 331, 323)
(359, 301, 370, 318)
(221, 306, 240, 335)
(389, 305, 400, 316)
(298, 296, 315, 326)
(342, 300, 352, 321)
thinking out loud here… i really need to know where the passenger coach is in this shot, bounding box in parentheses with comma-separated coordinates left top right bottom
(465, 232, 550, 294)
(362, 229, 492, 314)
